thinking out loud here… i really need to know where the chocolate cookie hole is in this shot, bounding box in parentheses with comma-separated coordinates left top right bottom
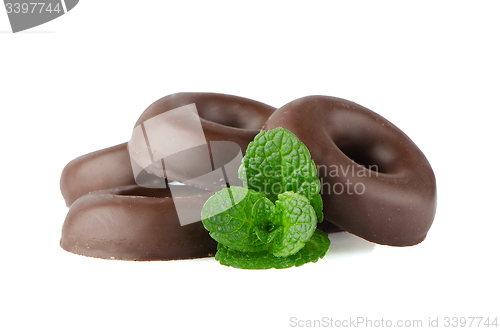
(113, 184, 213, 199)
(113, 187, 172, 198)
(199, 112, 245, 129)
(335, 140, 391, 174)
(198, 103, 269, 130)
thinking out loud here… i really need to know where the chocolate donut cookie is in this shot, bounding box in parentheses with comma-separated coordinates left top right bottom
(263, 95, 437, 246)
(128, 92, 276, 184)
(60, 185, 218, 260)
(61, 93, 276, 205)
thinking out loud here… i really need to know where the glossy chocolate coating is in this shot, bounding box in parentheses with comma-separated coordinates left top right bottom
(60, 185, 217, 261)
(264, 96, 437, 246)
(128, 92, 276, 182)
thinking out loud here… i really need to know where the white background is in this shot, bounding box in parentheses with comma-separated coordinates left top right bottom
(1, 1, 499, 330)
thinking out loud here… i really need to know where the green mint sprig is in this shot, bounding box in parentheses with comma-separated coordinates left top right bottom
(201, 127, 330, 269)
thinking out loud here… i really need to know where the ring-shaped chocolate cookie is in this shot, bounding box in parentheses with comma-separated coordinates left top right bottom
(60, 185, 218, 260)
(128, 92, 276, 183)
(263, 95, 437, 246)
(61, 93, 276, 206)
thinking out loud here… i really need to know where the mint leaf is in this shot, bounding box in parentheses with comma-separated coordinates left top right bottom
(201, 187, 274, 252)
(272, 192, 317, 257)
(215, 229, 331, 269)
(238, 128, 323, 223)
